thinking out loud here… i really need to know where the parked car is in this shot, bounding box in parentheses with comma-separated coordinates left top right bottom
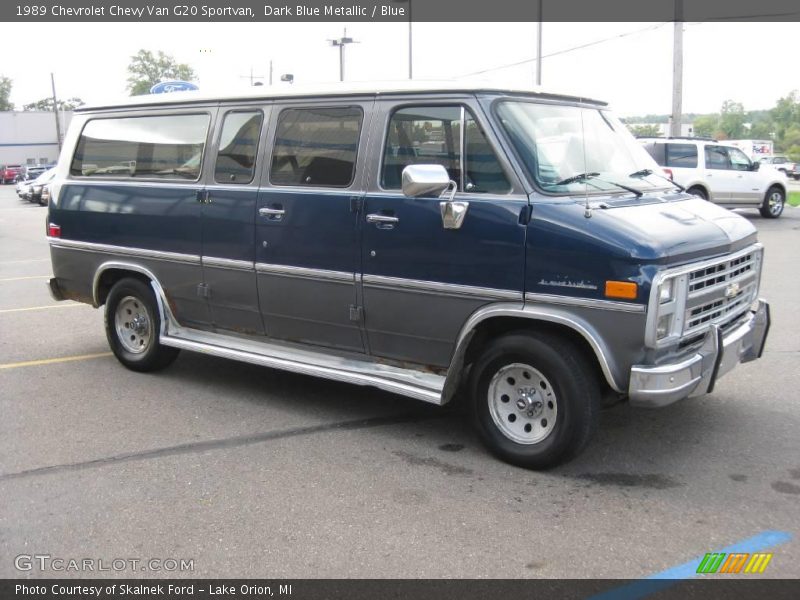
(639, 137, 787, 218)
(19, 164, 49, 182)
(1, 164, 23, 184)
(27, 168, 57, 205)
(46, 82, 770, 469)
(758, 155, 799, 180)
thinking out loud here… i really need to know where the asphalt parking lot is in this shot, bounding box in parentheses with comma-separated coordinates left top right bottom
(1, 185, 798, 580)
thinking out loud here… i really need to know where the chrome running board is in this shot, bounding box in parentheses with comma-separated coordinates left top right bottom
(159, 327, 445, 405)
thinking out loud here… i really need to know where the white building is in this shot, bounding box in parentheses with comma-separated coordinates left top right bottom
(627, 122, 695, 137)
(0, 110, 74, 166)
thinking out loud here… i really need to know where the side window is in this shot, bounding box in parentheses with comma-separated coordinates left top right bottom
(70, 114, 210, 179)
(642, 142, 666, 166)
(464, 113, 511, 193)
(728, 147, 751, 171)
(665, 143, 698, 168)
(381, 105, 510, 193)
(214, 110, 263, 184)
(382, 106, 462, 190)
(704, 145, 731, 170)
(270, 106, 362, 187)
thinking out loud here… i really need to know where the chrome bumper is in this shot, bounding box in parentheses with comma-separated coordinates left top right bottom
(628, 299, 770, 408)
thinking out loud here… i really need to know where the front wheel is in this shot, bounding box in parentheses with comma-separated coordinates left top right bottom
(759, 186, 785, 218)
(469, 332, 600, 470)
(105, 277, 179, 372)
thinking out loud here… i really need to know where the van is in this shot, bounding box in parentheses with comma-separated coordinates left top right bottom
(46, 82, 770, 469)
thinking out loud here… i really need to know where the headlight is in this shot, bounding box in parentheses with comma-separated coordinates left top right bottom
(656, 314, 672, 339)
(659, 278, 674, 304)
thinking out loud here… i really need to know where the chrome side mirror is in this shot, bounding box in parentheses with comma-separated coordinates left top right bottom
(401, 164, 451, 197)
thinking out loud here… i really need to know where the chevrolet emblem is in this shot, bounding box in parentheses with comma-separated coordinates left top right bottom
(724, 282, 741, 298)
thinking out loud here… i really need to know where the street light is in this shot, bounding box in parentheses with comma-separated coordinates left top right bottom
(391, 0, 412, 79)
(328, 28, 358, 82)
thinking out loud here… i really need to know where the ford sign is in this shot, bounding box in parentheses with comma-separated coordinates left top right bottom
(149, 81, 199, 94)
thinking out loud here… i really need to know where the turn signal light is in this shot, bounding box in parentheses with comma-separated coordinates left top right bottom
(663, 168, 674, 180)
(48, 223, 61, 238)
(605, 280, 637, 300)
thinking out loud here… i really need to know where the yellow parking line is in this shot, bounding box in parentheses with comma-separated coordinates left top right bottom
(0, 303, 87, 314)
(0, 275, 52, 282)
(0, 352, 113, 370)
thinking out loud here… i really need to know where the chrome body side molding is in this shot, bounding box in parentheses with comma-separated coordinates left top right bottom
(255, 263, 354, 283)
(48, 238, 200, 265)
(362, 274, 521, 301)
(525, 292, 645, 313)
(202, 256, 255, 271)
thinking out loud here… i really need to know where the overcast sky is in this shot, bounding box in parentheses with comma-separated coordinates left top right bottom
(2, 21, 798, 116)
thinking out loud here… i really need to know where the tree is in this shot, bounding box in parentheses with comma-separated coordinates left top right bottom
(0, 76, 13, 111)
(718, 100, 746, 139)
(692, 114, 719, 139)
(23, 97, 84, 111)
(126, 50, 196, 96)
(627, 124, 662, 137)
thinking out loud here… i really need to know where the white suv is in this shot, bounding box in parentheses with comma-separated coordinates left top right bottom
(639, 137, 788, 218)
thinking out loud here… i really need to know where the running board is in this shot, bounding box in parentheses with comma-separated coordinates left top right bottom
(160, 328, 445, 405)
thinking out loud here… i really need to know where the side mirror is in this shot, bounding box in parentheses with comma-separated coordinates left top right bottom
(750, 161, 760, 171)
(401, 164, 451, 197)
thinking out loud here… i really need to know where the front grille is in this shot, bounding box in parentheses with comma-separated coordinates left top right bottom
(682, 250, 760, 337)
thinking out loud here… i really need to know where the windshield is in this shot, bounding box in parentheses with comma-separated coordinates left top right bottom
(496, 101, 670, 195)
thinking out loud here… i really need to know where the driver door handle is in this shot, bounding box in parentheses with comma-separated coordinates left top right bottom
(366, 214, 399, 224)
(259, 207, 286, 217)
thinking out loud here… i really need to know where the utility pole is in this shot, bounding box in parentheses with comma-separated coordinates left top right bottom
(670, 0, 684, 137)
(329, 28, 357, 82)
(239, 67, 264, 86)
(50, 73, 62, 152)
(535, 0, 543, 86)
(269, 60, 273, 86)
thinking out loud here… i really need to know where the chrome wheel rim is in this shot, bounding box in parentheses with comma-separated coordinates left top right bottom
(768, 191, 784, 216)
(114, 295, 151, 354)
(488, 363, 558, 445)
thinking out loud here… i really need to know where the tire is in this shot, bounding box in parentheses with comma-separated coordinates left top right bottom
(687, 186, 708, 201)
(759, 185, 785, 219)
(105, 277, 179, 372)
(469, 332, 600, 470)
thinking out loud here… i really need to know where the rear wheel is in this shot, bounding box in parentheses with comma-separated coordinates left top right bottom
(105, 278, 179, 372)
(759, 186, 784, 219)
(687, 186, 708, 200)
(469, 332, 600, 470)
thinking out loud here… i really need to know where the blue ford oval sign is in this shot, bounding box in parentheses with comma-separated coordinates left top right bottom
(149, 81, 199, 94)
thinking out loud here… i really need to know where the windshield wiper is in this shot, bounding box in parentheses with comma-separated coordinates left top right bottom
(629, 168, 685, 192)
(555, 172, 642, 198)
(555, 172, 599, 186)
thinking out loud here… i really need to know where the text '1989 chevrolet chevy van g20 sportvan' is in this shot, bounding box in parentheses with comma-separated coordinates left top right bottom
(46, 82, 770, 469)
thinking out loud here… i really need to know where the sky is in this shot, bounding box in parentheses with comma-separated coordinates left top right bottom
(1, 21, 798, 117)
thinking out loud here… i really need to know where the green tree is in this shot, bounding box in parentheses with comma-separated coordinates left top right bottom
(0, 76, 13, 111)
(126, 50, 196, 96)
(23, 97, 84, 111)
(627, 124, 662, 137)
(718, 100, 746, 139)
(692, 114, 719, 139)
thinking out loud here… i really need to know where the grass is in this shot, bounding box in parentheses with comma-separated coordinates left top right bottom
(789, 191, 800, 208)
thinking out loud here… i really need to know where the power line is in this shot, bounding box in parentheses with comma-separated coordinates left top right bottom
(457, 22, 669, 79)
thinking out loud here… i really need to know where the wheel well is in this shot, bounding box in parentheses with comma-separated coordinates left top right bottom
(687, 184, 709, 197)
(95, 268, 152, 306)
(767, 183, 786, 197)
(461, 317, 610, 394)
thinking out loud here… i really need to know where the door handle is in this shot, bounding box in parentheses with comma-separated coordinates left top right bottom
(366, 214, 399, 224)
(259, 207, 286, 219)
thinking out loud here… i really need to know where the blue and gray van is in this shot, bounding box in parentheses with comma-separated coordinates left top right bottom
(46, 82, 770, 469)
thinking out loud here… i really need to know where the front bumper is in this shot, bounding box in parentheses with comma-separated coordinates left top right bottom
(628, 299, 770, 408)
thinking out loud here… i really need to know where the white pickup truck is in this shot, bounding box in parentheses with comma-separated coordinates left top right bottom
(758, 155, 799, 180)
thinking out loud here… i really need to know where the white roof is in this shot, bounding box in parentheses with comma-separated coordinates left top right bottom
(77, 80, 607, 111)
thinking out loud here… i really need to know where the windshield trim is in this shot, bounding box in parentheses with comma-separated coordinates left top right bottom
(490, 97, 672, 199)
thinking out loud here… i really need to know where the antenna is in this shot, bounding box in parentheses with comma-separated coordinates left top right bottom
(580, 109, 592, 219)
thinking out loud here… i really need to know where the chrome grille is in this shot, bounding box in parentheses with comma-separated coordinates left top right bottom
(683, 250, 760, 336)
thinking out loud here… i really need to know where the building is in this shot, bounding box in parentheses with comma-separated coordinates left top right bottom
(0, 110, 73, 166)
(627, 122, 695, 137)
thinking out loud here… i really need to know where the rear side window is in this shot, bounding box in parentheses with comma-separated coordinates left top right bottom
(270, 107, 362, 187)
(704, 145, 731, 170)
(70, 114, 210, 179)
(641, 142, 666, 165)
(214, 110, 263, 184)
(665, 143, 697, 168)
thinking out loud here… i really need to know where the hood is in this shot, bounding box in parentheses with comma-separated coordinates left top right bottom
(531, 194, 758, 266)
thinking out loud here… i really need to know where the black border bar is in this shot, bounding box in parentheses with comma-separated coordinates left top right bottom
(3, 0, 800, 22)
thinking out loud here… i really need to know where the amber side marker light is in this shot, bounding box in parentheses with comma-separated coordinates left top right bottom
(605, 280, 637, 300)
